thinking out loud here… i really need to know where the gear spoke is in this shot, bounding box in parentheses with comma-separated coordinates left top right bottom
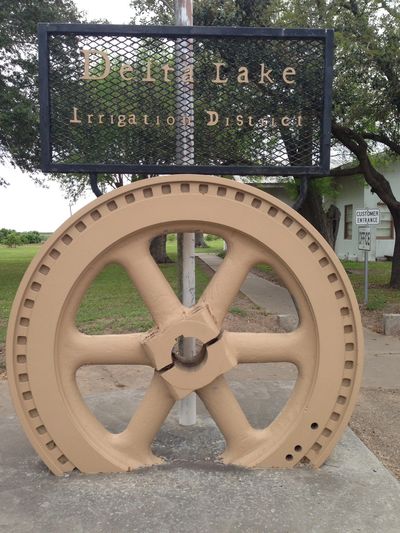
(59, 330, 151, 372)
(198, 237, 260, 328)
(197, 375, 261, 459)
(114, 240, 183, 328)
(225, 326, 316, 370)
(114, 372, 175, 454)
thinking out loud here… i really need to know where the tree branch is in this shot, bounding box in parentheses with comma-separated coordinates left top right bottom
(361, 132, 400, 155)
(332, 123, 400, 210)
(332, 123, 365, 154)
(330, 164, 362, 177)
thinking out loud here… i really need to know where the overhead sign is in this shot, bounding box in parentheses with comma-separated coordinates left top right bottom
(39, 24, 333, 176)
(358, 227, 371, 251)
(355, 209, 380, 225)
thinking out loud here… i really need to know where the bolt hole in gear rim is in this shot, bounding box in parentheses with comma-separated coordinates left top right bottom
(6, 175, 363, 475)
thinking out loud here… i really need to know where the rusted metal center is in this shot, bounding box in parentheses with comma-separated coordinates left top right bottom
(171, 336, 208, 368)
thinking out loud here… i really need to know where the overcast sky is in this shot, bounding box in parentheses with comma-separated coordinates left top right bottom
(0, 0, 134, 232)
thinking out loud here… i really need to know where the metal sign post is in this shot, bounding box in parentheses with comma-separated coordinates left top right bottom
(175, 0, 196, 426)
(364, 251, 369, 306)
(358, 227, 371, 305)
(356, 209, 379, 306)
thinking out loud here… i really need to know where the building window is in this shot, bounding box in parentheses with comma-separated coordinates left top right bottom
(376, 203, 394, 239)
(344, 204, 353, 239)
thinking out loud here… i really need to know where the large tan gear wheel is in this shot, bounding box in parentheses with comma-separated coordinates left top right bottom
(7, 175, 363, 475)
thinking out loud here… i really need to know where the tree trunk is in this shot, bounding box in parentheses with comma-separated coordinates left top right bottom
(390, 211, 400, 288)
(298, 184, 334, 247)
(326, 204, 341, 250)
(332, 123, 400, 288)
(150, 235, 173, 264)
(195, 232, 207, 248)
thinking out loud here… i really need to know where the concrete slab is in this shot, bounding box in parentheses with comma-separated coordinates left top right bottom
(364, 328, 400, 356)
(1, 382, 399, 533)
(363, 328, 400, 389)
(384, 314, 400, 336)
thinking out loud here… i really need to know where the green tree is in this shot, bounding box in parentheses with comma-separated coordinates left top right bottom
(269, 0, 400, 287)
(4, 231, 21, 248)
(20, 230, 42, 244)
(0, 228, 13, 243)
(0, 0, 82, 179)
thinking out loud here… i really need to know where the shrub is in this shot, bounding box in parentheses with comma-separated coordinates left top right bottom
(20, 231, 42, 244)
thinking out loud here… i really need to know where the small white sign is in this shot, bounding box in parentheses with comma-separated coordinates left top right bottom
(355, 208, 380, 225)
(358, 227, 371, 251)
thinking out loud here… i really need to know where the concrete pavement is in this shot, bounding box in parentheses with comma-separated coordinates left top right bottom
(363, 328, 400, 388)
(1, 381, 400, 533)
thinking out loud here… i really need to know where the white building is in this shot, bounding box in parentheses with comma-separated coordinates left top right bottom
(254, 159, 398, 262)
(333, 159, 399, 261)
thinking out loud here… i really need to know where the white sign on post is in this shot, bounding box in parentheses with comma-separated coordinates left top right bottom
(358, 227, 371, 251)
(355, 208, 380, 225)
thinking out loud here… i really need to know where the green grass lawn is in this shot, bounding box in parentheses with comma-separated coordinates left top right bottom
(342, 260, 400, 311)
(255, 260, 398, 311)
(166, 237, 224, 258)
(0, 238, 225, 344)
(0, 244, 42, 345)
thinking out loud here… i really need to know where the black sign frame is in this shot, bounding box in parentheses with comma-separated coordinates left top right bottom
(39, 24, 334, 176)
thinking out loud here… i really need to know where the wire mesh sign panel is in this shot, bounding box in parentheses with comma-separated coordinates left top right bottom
(39, 24, 333, 176)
